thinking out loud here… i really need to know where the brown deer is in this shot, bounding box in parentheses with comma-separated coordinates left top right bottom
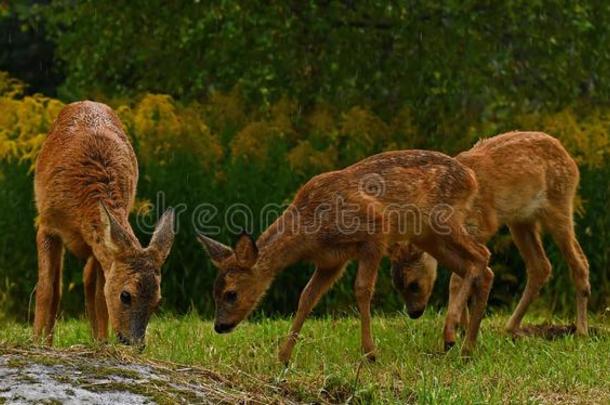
(34, 101, 175, 347)
(390, 131, 590, 343)
(198, 150, 493, 363)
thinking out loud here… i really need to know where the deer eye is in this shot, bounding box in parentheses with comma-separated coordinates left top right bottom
(224, 291, 237, 304)
(407, 282, 420, 293)
(120, 291, 132, 305)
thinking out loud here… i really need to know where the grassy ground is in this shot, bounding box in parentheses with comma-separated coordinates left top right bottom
(1, 311, 609, 403)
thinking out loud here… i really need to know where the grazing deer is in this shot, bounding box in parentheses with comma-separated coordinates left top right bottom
(390, 131, 590, 343)
(34, 101, 175, 347)
(198, 150, 493, 363)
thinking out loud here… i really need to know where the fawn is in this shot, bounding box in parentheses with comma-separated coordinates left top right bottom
(198, 150, 493, 363)
(390, 131, 590, 344)
(34, 101, 175, 347)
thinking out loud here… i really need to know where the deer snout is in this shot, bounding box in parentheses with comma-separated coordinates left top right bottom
(117, 331, 146, 351)
(117, 332, 130, 345)
(214, 322, 236, 334)
(116, 319, 147, 350)
(408, 309, 425, 319)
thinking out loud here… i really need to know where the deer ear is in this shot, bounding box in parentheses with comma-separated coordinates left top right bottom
(98, 203, 134, 255)
(388, 242, 423, 263)
(234, 232, 258, 268)
(386, 242, 403, 261)
(148, 208, 175, 265)
(197, 233, 233, 266)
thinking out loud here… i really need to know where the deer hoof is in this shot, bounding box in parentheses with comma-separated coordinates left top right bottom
(278, 354, 291, 366)
(278, 347, 293, 366)
(364, 351, 377, 363)
(460, 346, 474, 359)
(575, 325, 589, 337)
(364, 351, 376, 362)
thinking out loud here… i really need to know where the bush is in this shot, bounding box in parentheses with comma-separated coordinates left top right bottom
(0, 71, 608, 321)
(32, 2, 610, 114)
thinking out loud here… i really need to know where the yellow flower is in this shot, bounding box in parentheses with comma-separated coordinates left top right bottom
(0, 71, 25, 98)
(269, 96, 298, 141)
(519, 108, 610, 170)
(230, 121, 277, 164)
(134, 94, 181, 165)
(132, 94, 222, 168)
(206, 86, 247, 132)
(287, 141, 337, 175)
(0, 75, 65, 170)
(306, 103, 337, 138)
(132, 198, 154, 216)
(339, 106, 389, 162)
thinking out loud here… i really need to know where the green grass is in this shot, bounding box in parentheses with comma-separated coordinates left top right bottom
(1, 311, 609, 403)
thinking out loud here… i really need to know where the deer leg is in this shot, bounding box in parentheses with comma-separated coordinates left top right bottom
(419, 231, 491, 355)
(354, 252, 382, 361)
(278, 263, 346, 364)
(449, 273, 470, 330)
(444, 272, 474, 351)
(462, 265, 494, 355)
(83, 257, 98, 338)
(569, 238, 590, 336)
(84, 257, 107, 341)
(505, 222, 551, 333)
(461, 306, 470, 331)
(94, 265, 109, 341)
(33, 228, 64, 345)
(543, 212, 590, 336)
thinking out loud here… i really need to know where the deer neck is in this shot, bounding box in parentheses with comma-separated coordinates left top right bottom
(254, 207, 307, 279)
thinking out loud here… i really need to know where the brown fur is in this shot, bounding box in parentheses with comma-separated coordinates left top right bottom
(34, 101, 175, 347)
(199, 150, 493, 363)
(392, 131, 590, 339)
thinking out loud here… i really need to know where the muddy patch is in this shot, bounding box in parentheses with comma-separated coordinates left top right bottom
(0, 346, 296, 404)
(516, 324, 577, 340)
(0, 355, 150, 404)
(514, 323, 604, 340)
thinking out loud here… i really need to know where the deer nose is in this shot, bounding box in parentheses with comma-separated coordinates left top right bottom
(408, 309, 424, 319)
(214, 322, 235, 334)
(117, 333, 130, 345)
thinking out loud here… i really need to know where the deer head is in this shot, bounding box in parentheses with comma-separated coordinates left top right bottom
(97, 204, 175, 347)
(389, 243, 437, 319)
(197, 232, 268, 334)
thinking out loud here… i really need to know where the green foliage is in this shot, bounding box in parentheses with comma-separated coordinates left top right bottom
(0, 77, 608, 321)
(0, 0, 63, 96)
(39, 1, 610, 114)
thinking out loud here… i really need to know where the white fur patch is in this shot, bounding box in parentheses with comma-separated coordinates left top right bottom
(519, 190, 547, 220)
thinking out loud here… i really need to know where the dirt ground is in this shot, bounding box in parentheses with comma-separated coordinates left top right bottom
(0, 346, 292, 405)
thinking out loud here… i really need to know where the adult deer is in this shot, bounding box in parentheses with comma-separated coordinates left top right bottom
(390, 132, 590, 343)
(198, 150, 493, 363)
(34, 101, 175, 347)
